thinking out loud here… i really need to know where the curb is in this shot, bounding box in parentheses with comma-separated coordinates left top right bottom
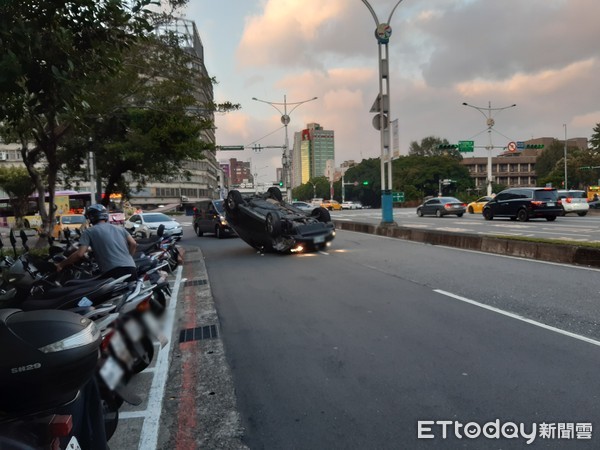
(333, 220, 600, 268)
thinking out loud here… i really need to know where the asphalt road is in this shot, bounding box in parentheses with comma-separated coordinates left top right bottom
(196, 230, 600, 449)
(332, 208, 600, 242)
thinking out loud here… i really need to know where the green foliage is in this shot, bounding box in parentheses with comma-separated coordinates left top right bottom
(292, 176, 329, 201)
(59, 31, 239, 203)
(409, 136, 463, 160)
(0, 167, 36, 228)
(590, 123, 600, 152)
(0, 0, 156, 234)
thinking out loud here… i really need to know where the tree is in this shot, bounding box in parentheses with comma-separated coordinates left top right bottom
(292, 177, 329, 201)
(0, 167, 36, 229)
(0, 0, 163, 236)
(535, 140, 565, 181)
(409, 136, 463, 160)
(59, 29, 240, 203)
(590, 123, 600, 152)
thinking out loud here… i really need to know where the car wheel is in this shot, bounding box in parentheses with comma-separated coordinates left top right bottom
(483, 208, 493, 221)
(267, 187, 283, 202)
(215, 226, 223, 239)
(417, 208, 423, 217)
(195, 225, 203, 237)
(23, 219, 30, 229)
(578, 212, 588, 217)
(265, 212, 282, 237)
(435, 209, 443, 218)
(311, 207, 331, 223)
(456, 213, 464, 217)
(468, 206, 474, 214)
(517, 209, 529, 222)
(226, 190, 243, 212)
(546, 216, 557, 221)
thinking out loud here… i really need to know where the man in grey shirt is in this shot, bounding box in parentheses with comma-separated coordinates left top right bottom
(56, 204, 138, 281)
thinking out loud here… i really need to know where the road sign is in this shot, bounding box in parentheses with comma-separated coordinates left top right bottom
(458, 140, 474, 152)
(372, 113, 389, 130)
(392, 192, 405, 202)
(517, 141, 525, 150)
(217, 145, 245, 151)
(507, 141, 517, 152)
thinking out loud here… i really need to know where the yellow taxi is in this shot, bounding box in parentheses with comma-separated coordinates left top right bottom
(467, 196, 493, 214)
(51, 213, 88, 239)
(321, 200, 342, 211)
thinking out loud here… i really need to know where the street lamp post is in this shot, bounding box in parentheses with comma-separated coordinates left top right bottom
(362, 0, 404, 225)
(462, 101, 516, 196)
(563, 124, 568, 189)
(252, 95, 318, 202)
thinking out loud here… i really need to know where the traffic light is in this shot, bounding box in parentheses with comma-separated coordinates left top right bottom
(437, 144, 458, 149)
(279, 181, 284, 187)
(362, 181, 369, 186)
(525, 144, 544, 149)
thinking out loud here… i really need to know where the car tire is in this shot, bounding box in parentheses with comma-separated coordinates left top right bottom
(578, 212, 588, 217)
(195, 225, 203, 237)
(546, 216, 557, 221)
(483, 208, 493, 221)
(215, 226, 223, 239)
(265, 212, 282, 237)
(417, 208, 423, 217)
(226, 190, 243, 212)
(435, 209, 443, 218)
(311, 207, 331, 223)
(267, 187, 283, 202)
(468, 206, 474, 214)
(457, 213, 464, 217)
(517, 209, 529, 222)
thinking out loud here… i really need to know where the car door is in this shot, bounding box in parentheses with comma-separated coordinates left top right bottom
(492, 192, 512, 216)
(423, 198, 440, 215)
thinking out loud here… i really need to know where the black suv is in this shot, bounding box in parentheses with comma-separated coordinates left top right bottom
(192, 199, 236, 238)
(482, 187, 562, 222)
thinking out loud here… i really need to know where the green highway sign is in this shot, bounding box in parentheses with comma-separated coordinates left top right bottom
(458, 140, 474, 152)
(217, 145, 245, 151)
(393, 192, 405, 202)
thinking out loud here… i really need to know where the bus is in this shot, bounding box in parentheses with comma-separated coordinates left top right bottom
(0, 190, 92, 229)
(587, 186, 600, 201)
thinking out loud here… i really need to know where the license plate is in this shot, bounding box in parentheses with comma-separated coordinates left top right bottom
(67, 436, 82, 450)
(142, 312, 168, 348)
(99, 356, 124, 391)
(110, 331, 134, 367)
(314, 235, 325, 244)
(547, 202, 555, 207)
(124, 319, 143, 343)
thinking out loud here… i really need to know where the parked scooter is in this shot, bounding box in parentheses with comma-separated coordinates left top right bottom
(0, 308, 103, 449)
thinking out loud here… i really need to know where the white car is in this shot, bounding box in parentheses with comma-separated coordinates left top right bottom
(291, 201, 314, 213)
(341, 201, 363, 210)
(125, 212, 183, 238)
(557, 190, 589, 216)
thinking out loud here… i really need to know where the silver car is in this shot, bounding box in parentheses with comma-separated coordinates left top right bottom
(125, 212, 183, 238)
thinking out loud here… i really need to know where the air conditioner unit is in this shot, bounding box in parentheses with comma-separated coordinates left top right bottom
(0, 152, 8, 161)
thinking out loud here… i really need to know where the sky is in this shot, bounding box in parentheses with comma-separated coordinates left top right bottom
(181, 0, 600, 185)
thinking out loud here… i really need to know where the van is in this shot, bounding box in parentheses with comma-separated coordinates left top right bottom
(482, 187, 562, 222)
(192, 199, 236, 238)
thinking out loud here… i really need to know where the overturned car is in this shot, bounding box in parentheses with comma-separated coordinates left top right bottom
(224, 187, 335, 253)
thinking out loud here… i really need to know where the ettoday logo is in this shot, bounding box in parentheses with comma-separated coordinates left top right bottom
(417, 420, 592, 444)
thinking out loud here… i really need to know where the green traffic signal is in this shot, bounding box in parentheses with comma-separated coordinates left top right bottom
(437, 144, 458, 149)
(362, 181, 369, 186)
(525, 144, 544, 149)
(279, 181, 284, 187)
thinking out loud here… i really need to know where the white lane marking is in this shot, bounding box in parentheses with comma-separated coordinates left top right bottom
(434, 289, 600, 348)
(138, 265, 183, 450)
